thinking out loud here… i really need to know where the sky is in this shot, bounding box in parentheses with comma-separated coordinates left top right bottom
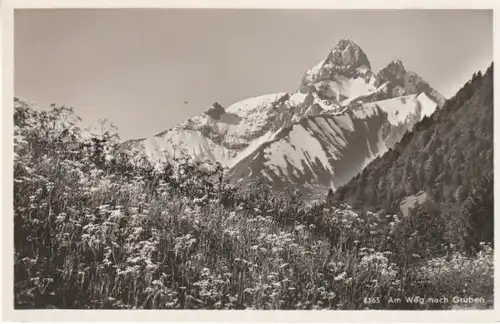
(15, 9, 493, 140)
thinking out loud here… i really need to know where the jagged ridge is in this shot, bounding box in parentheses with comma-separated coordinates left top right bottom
(124, 39, 445, 195)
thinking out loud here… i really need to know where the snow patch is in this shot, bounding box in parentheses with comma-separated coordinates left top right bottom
(303, 59, 326, 86)
(320, 75, 376, 99)
(333, 115, 355, 132)
(341, 81, 389, 106)
(288, 91, 308, 107)
(352, 104, 378, 119)
(264, 124, 334, 176)
(226, 92, 287, 115)
(366, 94, 419, 126)
(416, 92, 438, 118)
(226, 129, 279, 168)
(156, 130, 230, 165)
(304, 119, 342, 159)
(366, 138, 375, 159)
(315, 118, 347, 146)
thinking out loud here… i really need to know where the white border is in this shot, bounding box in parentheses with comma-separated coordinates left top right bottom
(2, 0, 499, 322)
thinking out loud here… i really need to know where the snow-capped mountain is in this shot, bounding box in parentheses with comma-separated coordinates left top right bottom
(124, 39, 445, 195)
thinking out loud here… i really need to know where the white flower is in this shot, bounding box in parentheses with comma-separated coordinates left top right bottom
(334, 272, 347, 281)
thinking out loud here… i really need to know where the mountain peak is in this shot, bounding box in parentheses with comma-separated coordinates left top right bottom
(374, 59, 446, 107)
(388, 59, 406, 71)
(212, 101, 224, 109)
(299, 38, 373, 93)
(380, 59, 407, 77)
(205, 101, 226, 119)
(333, 38, 362, 51)
(334, 38, 361, 51)
(129, 38, 446, 194)
(326, 38, 371, 70)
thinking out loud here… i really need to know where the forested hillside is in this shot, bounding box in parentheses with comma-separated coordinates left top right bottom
(333, 64, 494, 251)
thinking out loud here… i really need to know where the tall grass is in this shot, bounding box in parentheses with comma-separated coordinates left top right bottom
(13, 100, 493, 309)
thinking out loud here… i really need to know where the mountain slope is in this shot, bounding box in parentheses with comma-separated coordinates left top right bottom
(124, 39, 445, 194)
(229, 92, 437, 194)
(123, 92, 293, 167)
(333, 64, 493, 220)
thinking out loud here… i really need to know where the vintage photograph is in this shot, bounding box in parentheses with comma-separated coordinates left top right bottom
(11, 7, 493, 312)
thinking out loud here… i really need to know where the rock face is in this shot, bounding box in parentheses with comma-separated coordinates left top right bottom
(299, 39, 375, 95)
(375, 59, 446, 107)
(124, 39, 445, 196)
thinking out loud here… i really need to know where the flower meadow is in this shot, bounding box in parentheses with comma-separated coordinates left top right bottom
(13, 99, 493, 310)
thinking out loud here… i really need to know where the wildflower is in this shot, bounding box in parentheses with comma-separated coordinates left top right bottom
(334, 272, 347, 281)
(56, 213, 67, 223)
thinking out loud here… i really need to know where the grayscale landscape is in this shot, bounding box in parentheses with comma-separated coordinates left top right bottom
(13, 9, 493, 310)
